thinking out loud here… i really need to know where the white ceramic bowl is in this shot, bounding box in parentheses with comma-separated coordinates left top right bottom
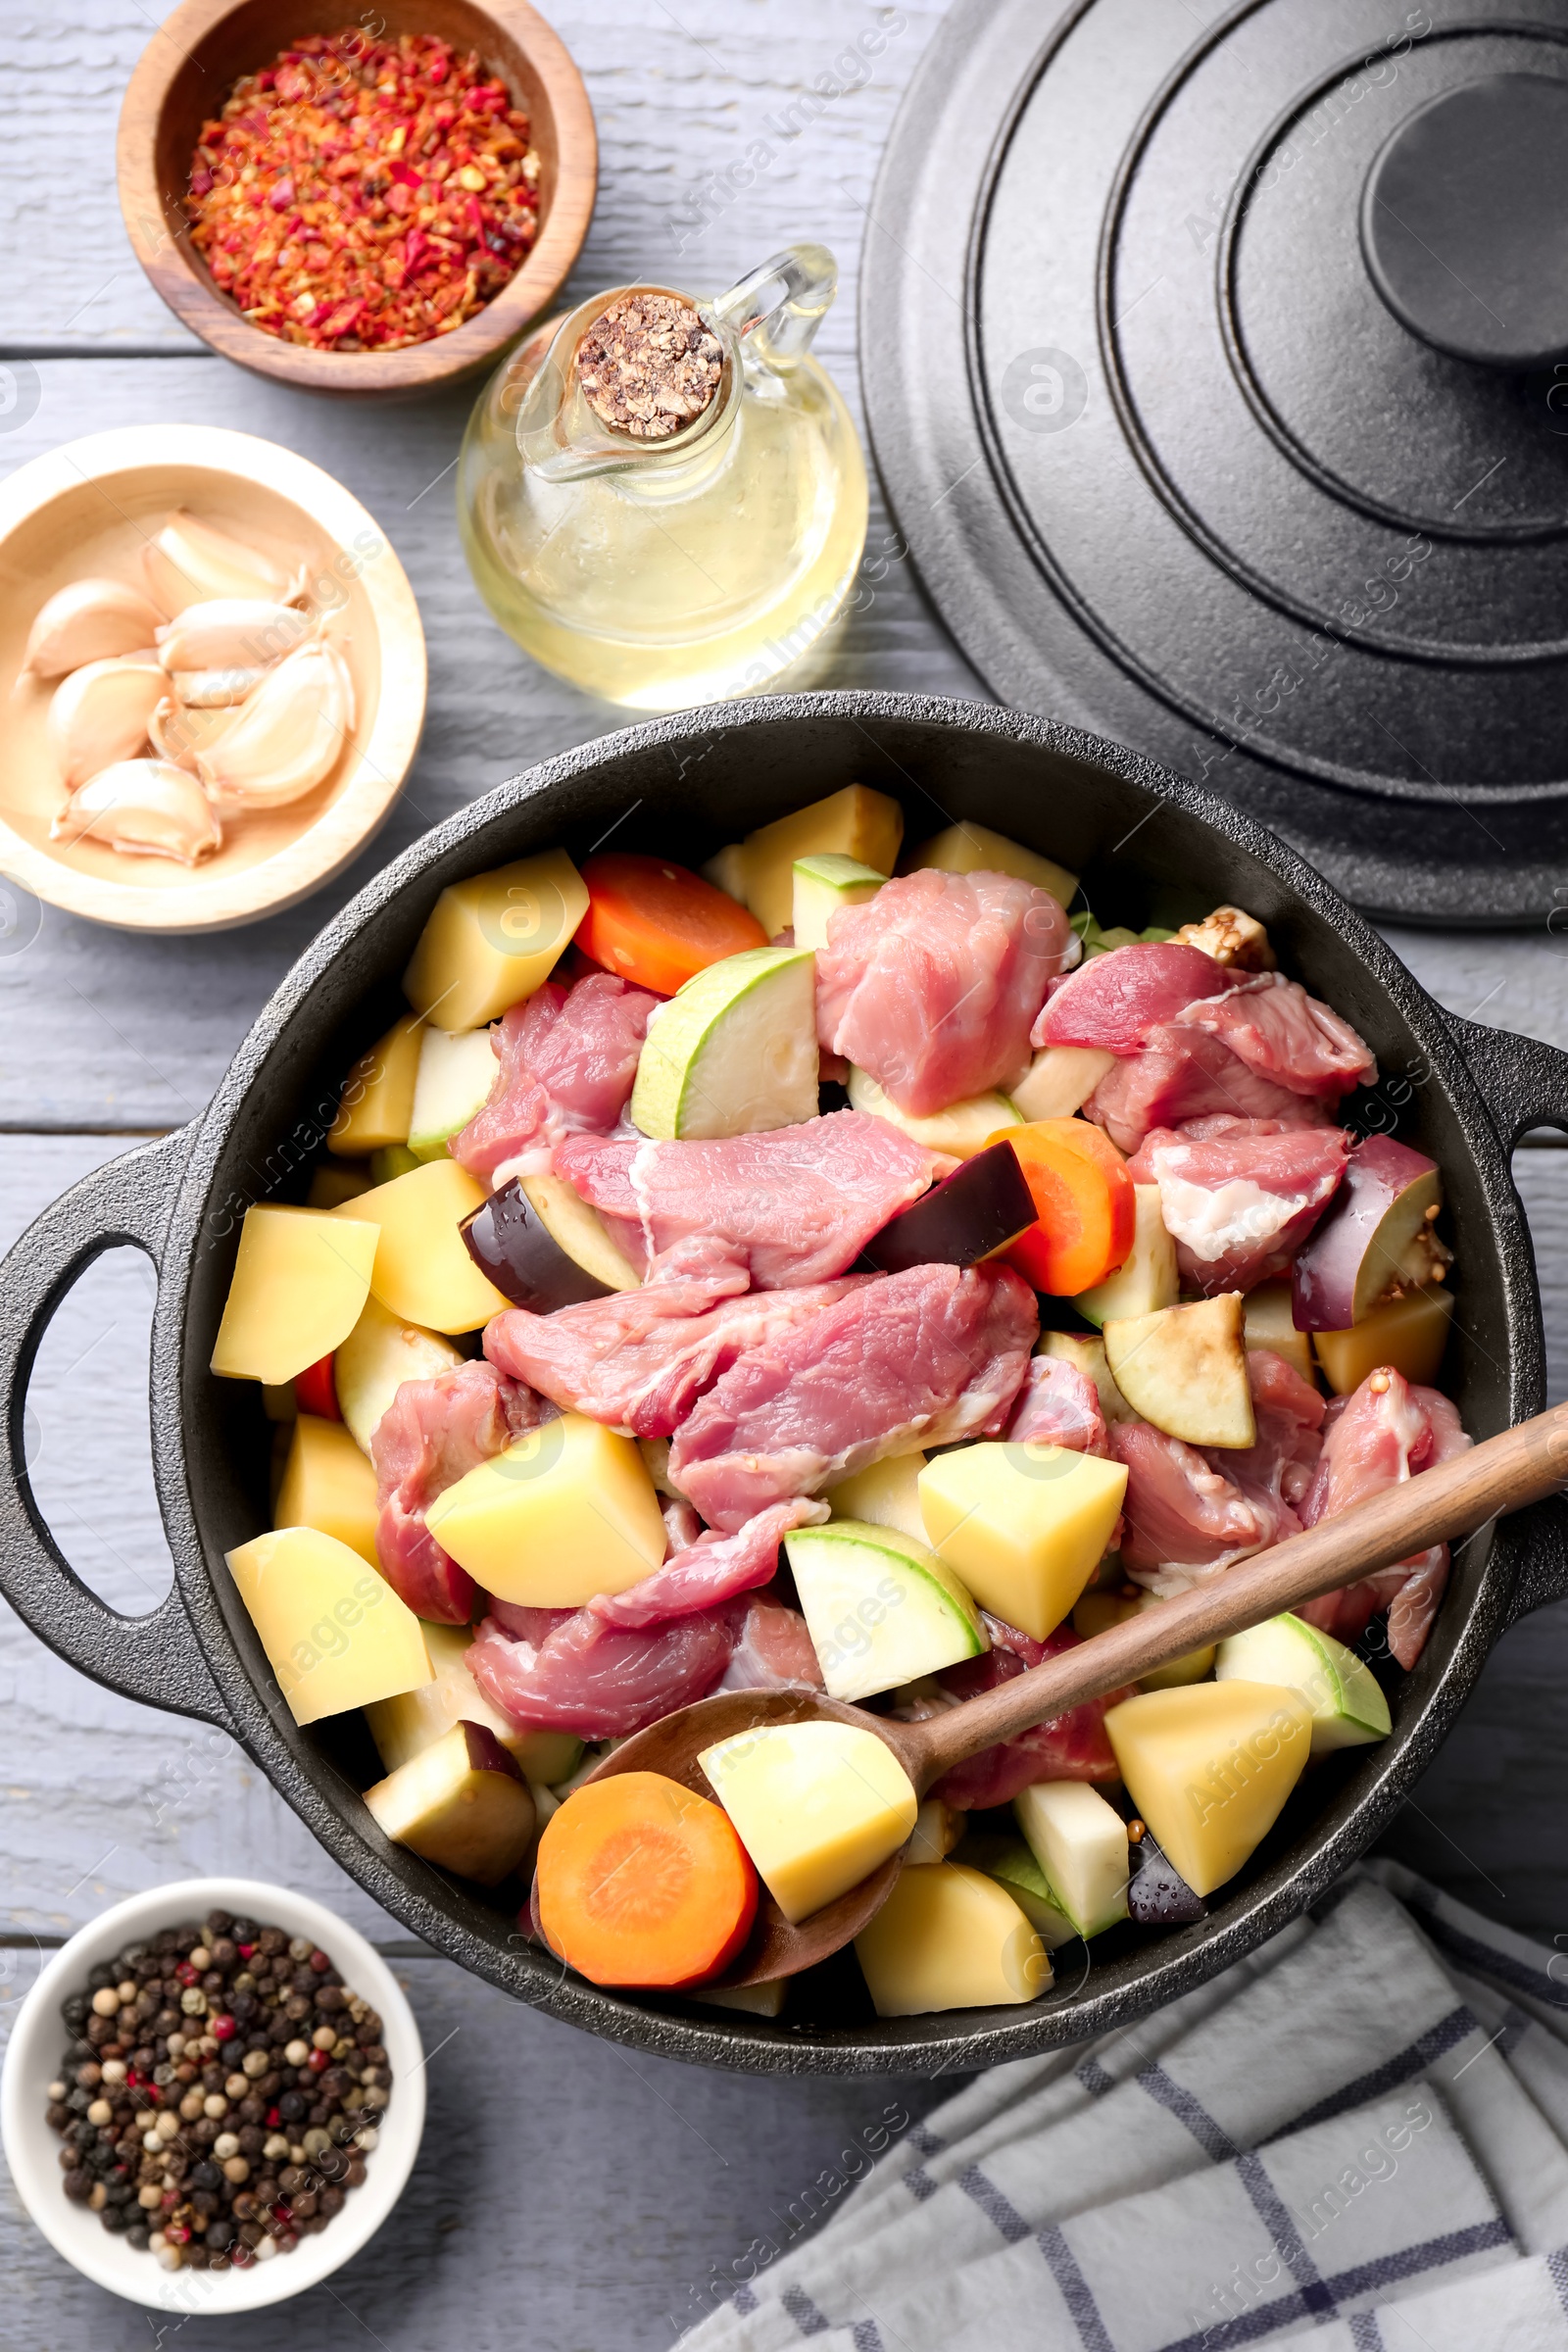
(1, 1877, 424, 2313)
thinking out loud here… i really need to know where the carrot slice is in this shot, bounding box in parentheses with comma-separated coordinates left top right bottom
(535, 1770, 759, 1987)
(997, 1118, 1136, 1297)
(294, 1351, 340, 1421)
(577, 854, 767, 996)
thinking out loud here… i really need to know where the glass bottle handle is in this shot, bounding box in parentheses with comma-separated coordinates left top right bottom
(710, 243, 838, 371)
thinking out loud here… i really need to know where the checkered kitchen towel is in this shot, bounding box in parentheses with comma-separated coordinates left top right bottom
(679, 1864, 1568, 2352)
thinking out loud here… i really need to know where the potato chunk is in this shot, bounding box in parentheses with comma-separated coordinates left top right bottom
(327, 1013, 424, 1155)
(365, 1620, 581, 1787)
(334, 1156, 509, 1333)
(1103, 1681, 1313, 1897)
(403, 848, 589, 1029)
(274, 1413, 380, 1565)
(210, 1204, 379, 1387)
(424, 1411, 666, 1605)
(1313, 1287, 1454, 1396)
(855, 1864, 1051, 2015)
(736, 785, 905, 939)
(917, 1442, 1127, 1642)
(700, 1720, 917, 1924)
(907, 819, 1076, 910)
(364, 1720, 536, 1886)
(225, 1527, 431, 1728)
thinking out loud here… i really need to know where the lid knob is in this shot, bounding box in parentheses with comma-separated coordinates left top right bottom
(1361, 73, 1568, 369)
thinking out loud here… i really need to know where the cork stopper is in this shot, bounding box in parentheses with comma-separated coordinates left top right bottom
(574, 292, 724, 440)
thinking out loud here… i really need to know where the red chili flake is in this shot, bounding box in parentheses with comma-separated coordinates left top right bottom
(185, 28, 541, 352)
(211, 2013, 237, 2042)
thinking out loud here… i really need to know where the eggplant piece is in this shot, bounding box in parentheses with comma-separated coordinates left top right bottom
(1291, 1136, 1443, 1333)
(858, 1140, 1038, 1275)
(1126, 1831, 1207, 1926)
(461, 1174, 639, 1311)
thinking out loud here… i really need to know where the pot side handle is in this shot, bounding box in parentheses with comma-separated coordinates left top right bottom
(1446, 1012, 1568, 1621)
(0, 1129, 233, 1730)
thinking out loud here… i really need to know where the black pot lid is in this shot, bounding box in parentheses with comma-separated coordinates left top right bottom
(861, 0, 1568, 921)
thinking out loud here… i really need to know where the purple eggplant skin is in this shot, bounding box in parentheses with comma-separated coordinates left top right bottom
(460, 1179, 614, 1311)
(859, 1141, 1039, 1276)
(1291, 1135, 1442, 1334)
(1127, 1836, 1207, 1926)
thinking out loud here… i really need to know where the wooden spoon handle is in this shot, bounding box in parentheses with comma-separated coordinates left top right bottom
(907, 1397, 1568, 1786)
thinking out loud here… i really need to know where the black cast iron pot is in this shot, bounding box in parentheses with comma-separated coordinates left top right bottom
(3, 694, 1565, 2077)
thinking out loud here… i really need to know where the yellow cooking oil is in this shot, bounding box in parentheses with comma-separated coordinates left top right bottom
(457, 251, 869, 711)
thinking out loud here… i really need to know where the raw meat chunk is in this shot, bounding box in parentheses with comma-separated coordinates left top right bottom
(1113, 1349, 1324, 1586)
(669, 1261, 1038, 1532)
(484, 1274, 866, 1436)
(927, 1622, 1133, 1807)
(1034, 941, 1233, 1053)
(1128, 1123, 1349, 1295)
(466, 1603, 739, 1738)
(1086, 1023, 1337, 1154)
(554, 1110, 942, 1289)
(589, 1497, 830, 1629)
(1175, 974, 1377, 1101)
(1004, 1353, 1108, 1455)
(816, 867, 1071, 1116)
(718, 1589, 826, 1690)
(453, 974, 658, 1183)
(1297, 1367, 1469, 1667)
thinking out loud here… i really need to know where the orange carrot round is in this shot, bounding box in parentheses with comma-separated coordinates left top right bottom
(535, 1770, 759, 1987)
(577, 854, 767, 996)
(997, 1118, 1136, 1297)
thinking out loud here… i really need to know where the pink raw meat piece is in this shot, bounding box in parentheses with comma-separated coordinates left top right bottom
(1113, 1348, 1324, 1586)
(718, 1587, 826, 1690)
(1033, 941, 1233, 1054)
(370, 1360, 551, 1623)
(1297, 1368, 1469, 1667)
(1004, 1354, 1108, 1455)
(453, 974, 659, 1183)
(483, 1273, 867, 1435)
(816, 867, 1072, 1116)
(1127, 1123, 1350, 1295)
(466, 1602, 740, 1737)
(554, 1110, 943, 1289)
(1086, 1023, 1337, 1154)
(589, 1497, 830, 1629)
(660, 1494, 704, 1554)
(1175, 974, 1377, 1101)
(669, 1261, 1038, 1532)
(926, 1623, 1132, 1807)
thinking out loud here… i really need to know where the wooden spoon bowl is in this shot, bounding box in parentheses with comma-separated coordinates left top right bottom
(537, 1397, 1568, 1990)
(117, 0, 598, 397)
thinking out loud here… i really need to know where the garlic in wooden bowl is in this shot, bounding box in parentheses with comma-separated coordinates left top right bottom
(0, 424, 424, 935)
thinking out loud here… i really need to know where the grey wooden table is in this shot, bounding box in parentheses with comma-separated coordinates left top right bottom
(2, 3, 1567, 2344)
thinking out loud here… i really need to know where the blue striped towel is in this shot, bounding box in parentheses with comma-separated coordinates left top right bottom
(677, 1863, 1568, 2352)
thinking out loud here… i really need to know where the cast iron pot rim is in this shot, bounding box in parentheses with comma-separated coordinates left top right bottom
(148, 690, 1533, 2075)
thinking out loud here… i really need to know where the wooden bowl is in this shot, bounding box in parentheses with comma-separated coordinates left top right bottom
(116, 0, 597, 397)
(0, 424, 426, 932)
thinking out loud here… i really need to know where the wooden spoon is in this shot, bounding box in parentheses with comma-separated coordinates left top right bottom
(552, 1398, 1568, 1987)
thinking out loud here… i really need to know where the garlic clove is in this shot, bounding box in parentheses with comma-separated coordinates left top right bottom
(195, 641, 354, 809)
(46, 655, 167, 788)
(168, 665, 269, 708)
(148, 691, 240, 775)
(52, 760, 223, 866)
(156, 600, 316, 674)
(23, 580, 169, 679)
(142, 511, 301, 618)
